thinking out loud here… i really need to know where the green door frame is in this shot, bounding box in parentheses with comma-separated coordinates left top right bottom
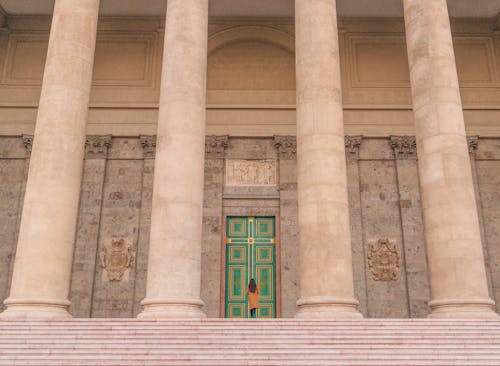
(220, 215, 281, 318)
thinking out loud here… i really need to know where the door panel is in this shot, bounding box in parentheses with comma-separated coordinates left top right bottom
(225, 216, 276, 318)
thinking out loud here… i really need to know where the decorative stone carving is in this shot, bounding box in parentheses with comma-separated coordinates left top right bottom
(225, 159, 277, 186)
(390, 136, 417, 159)
(22, 135, 33, 158)
(467, 136, 479, 156)
(205, 135, 228, 159)
(274, 136, 297, 160)
(367, 239, 400, 281)
(140, 135, 156, 159)
(85, 135, 111, 159)
(100, 238, 135, 282)
(345, 135, 362, 160)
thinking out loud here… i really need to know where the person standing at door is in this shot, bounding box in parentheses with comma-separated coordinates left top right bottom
(247, 278, 260, 318)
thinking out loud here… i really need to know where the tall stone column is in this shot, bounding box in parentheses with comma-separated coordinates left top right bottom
(1, 0, 100, 319)
(138, 0, 208, 318)
(403, 0, 497, 318)
(294, 0, 361, 318)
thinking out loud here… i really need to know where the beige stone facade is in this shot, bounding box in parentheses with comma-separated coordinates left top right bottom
(0, 1, 499, 318)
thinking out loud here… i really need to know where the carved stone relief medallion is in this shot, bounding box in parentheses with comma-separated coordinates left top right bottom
(225, 159, 277, 186)
(100, 238, 135, 282)
(367, 239, 400, 281)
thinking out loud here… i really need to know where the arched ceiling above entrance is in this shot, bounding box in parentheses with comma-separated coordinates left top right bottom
(1, 0, 499, 18)
(208, 26, 294, 55)
(207, 26, 296, 106)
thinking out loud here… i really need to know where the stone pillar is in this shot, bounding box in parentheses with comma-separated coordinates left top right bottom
(345, 136, 368, 316)
(403, 0, 497, 318)
(138, 0, 208, 318)
(294, 0, 361, 318)
(1, 0, 100, 319)
(69, 136, 111, 318)
(390, 136, 431, 317)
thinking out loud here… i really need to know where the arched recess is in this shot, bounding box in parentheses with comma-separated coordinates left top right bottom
(206, 25, 296, 136)
(208, 25, 295, 55)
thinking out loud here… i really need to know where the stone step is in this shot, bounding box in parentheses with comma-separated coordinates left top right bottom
(2, 362, 500, 366)
(1, 320, 499, 366)
(1, 343, 497, 350)
(2, 320, 498, 325)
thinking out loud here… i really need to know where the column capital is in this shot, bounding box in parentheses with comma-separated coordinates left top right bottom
(22, 135, 33, 159)
(140, 135, 157, 159)
(85, 135, 111, 159)
(274, 135, 296, 160)
(467, 136, 479, 157)
(205, 135, 228, 159)
(390, 136, 417, 160)
(345, 136, 362, 160)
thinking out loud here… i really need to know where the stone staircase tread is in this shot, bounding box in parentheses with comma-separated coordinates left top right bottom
(1, 320, 499, 325)
(4, 355, 500, 362)
(3, 333, 499, 338)
(1, 320, 499, 366)
(2, 348, 500, 355)
(1, 344, 498, 350)
(0, 323, 500, 330)
(2, 362, 500, 366)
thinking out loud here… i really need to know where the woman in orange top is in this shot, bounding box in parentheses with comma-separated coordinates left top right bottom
(247, 278, 259, 318)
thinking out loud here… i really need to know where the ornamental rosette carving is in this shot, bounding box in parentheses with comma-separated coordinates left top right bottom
(467, 136, 479, 156)
(140, 135, 157, 159)
(273, 136, 296, 160)
(367, 239, 400, 281)
(205, 135, 229, 159)
(100, 238, 135, 282)
(85, 135, 111, 159)
(390, 136, 417, 160)
(22, 135, 33, 158)
(345, 136, 362, 160)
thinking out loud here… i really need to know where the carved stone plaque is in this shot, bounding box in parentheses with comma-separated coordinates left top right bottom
(100, 238, 135, 282)
(367, 239, 400, 281)
(225, 159, 277, 186)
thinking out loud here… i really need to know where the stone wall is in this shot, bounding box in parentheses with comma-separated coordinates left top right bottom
(0, 135, 499, 318)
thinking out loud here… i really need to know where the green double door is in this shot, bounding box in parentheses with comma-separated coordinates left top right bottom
(225, 216, 276, 318)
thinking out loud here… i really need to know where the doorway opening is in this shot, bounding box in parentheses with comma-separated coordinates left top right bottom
(224, 216, 277, 318)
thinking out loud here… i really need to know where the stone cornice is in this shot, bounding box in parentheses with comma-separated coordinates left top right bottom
(390, 136, 417, 160)
(85, 135, 112, 159)
(22, 134, 33, 158)
(205, 135, 229, 159)
(274, 135, 296, 160)
(140, 135, 156, 159)
(345, 135, 363, 160)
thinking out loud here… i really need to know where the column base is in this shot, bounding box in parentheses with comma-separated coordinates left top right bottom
(0, 298, 72, 320)
(428, 298, 499, 319)
(295, 296, 363, 319)
(138, 297, 206, 319)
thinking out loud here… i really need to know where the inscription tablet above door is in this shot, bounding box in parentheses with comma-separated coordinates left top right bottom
(225, 159, 277, 187)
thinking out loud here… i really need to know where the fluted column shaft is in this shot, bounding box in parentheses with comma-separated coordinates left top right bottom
(403, 0, 497, 318)
(1, 0, 100, 319)
(138, 0, 208, 318)
(294, 0, 361, 318)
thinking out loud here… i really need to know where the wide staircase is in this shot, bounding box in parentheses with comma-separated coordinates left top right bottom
(1, 319, 500, 365)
